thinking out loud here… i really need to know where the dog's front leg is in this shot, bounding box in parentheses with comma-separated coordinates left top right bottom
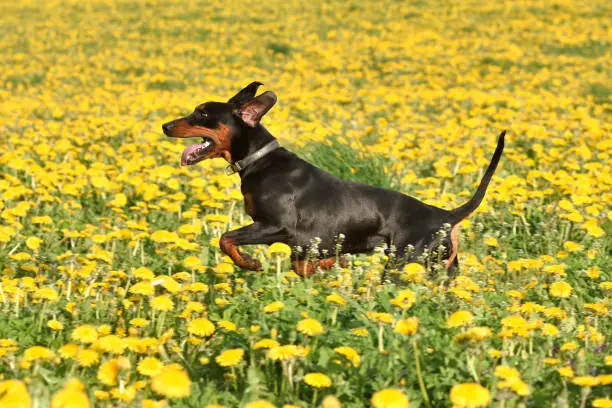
(219, 222, 290, 271)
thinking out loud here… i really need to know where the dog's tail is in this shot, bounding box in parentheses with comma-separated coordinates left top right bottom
(446, 130, 506, 225)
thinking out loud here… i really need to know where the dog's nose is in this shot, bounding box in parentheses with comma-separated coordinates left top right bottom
(162, 122, 175, 135)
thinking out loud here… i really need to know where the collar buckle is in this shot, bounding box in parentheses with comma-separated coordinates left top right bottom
(225, 163, 242, 175)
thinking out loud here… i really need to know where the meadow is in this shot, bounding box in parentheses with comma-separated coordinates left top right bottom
(0, 0, 610, 406)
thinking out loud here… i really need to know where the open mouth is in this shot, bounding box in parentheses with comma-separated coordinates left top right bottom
(181, 137, 215, 166)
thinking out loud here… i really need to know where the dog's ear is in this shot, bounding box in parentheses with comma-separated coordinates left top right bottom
(236, 91, 277, 127)
(227, 81, 263, 106)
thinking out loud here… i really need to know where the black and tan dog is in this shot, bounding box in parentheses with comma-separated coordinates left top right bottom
(163, 82, 505, 277)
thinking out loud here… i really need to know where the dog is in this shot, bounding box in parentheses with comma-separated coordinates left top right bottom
(163, 82, 505, 277)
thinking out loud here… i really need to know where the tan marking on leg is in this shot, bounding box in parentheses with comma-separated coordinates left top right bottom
(292, 260, 315, 277)
(219, 236, 261, 270)
(446, 224, 460, 270)
(318, 256, 347, 270)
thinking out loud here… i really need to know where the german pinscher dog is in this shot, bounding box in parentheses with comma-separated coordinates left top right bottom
(163, 82, 505, 277)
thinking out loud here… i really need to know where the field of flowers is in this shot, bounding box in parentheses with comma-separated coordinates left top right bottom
(0, 0, 610, 406)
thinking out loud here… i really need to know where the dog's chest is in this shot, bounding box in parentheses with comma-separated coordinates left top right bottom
(243, 193, 256, 217)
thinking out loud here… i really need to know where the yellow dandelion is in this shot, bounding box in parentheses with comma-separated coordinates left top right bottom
(322, 396, 342, 408)
(253, 339, 280, 350)
(23, 346, 54, 362)
(71, 325, 98, 344)
(216, 348, 244, 367)
(351, 327, 369, 337)
(130, 281, 154, 296)
(137, 357, 164, 377)
(263, 301, 285, 313)
(297, 318, 325, 336)
(130, 318, 149, 328)
(97, 359, 121, 386)
(51, 378, 90, 408)
(268, 242, 291, 258)
(187, 318, 216, 337)
(334, 346, 361, 367)
(549, 281, 572, 298)
(390, 289, 416, 310)
(150, 295, 174, 311)
(151, 366, 191, 399)
(304, 372, 332, 388)
(59, 344, 79, 360)
(572, 376, 599, 387)
(97, 335, 126, 354)
(394, 318, 419, 336)
(267, 345, 301, 361)
(218, 320, 237, 332)
(0, 380, 32, 408)
(593, 398, 612, 408)
(371, 388, 410, 408)
(326, 292, 346, 307)
(557, 367, 574, 378)
(367, 312, 394, 324)
(449, 383, 490, 408)
(77, 349, 99, 367)
(446, 311, 474, 328)
(25, 236, 43, 252)
(47, 319, 64, 331)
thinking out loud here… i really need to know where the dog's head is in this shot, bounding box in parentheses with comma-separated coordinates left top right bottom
(162, 82, 277, 166)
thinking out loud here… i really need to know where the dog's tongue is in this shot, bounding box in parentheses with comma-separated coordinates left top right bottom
(181, 140, 213, 166)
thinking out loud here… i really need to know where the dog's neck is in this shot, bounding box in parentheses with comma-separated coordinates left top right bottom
(231, 124, 277, 163)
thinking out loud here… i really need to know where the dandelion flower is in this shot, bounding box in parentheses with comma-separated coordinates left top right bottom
(130, 318, 149, 328)
(253, 339, 280, 350)
(334, 346, 361, 367)
(72, 325, 98, 344)
(216, 348, 244, 367)
(47, 319, 64, 331)
(77, 349, 99, 367)
(557, 367, 574, 378)
(129, 280, 154, 296)
(446, 311, 474, 328)
(23, 346, 54, 362)
(97, 335, 126, 354)
(150, 295, 174, 312)
(151, 366, 191, 399)
(0, 380, 32, 408)
(573, 376, 599, 387)
(593, 398, 612, 408)
(59, 344, 80, 360)
(367, 312, 394, 324)
(97, 359, 123, 386)
(351, 328, 369, 337)
(218, 320, 237, 332)
(138, 357, 164, 377)
(390, 289, 416, 310)
(51, 378, 90, 408)
(267, 345, 301, 361)
(268, 242, 291, 258)
(304, 372, 332, 388)
(449, 383, 490, 408)
(326, 292, 346, 307)
(188, 318, 216, 337)
(394, 318, 419, 335)
(297, 318, 325, 336)
(549, 281, 572, 298)
(371, 388, 410, 408)
(263, 301, 285, 313)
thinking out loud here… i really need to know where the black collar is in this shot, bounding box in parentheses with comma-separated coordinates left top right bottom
(225, 140, 281, 175)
